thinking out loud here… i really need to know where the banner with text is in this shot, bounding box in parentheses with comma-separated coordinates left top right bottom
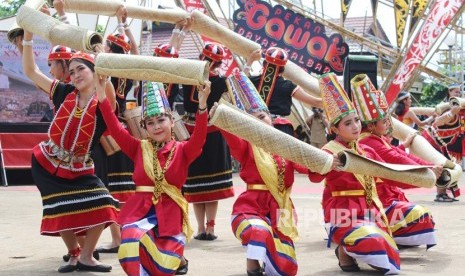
(233, 0, 349, 75)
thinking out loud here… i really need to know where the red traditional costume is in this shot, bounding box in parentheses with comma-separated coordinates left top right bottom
(313, 73, 400, 274)
(224, 71, 307, 276)
(353, 74, 436, 249)
(99, 81, 208, 276)
(32, 76, 119, 236)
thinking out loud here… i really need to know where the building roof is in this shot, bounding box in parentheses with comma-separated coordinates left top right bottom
(328, 16, 393, 53)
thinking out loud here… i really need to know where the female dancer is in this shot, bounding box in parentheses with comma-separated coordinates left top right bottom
(311, 73, 401, 274)
(182, 42, 235, 240)
(394, 91, 432, 129)
(97, 76, 210, 275)
(210, 72, 337, 276)
(96, 5, 139, 254)
(352, 74, 439, 248)
(20, 29, 118, 273)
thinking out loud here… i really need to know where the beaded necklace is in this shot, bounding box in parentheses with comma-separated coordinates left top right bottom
(151, 140, 176, 200)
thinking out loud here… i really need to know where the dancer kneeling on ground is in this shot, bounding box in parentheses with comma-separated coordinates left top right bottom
(209, 72, 340, 276)
(352, 74, 440, 249)
(310, 73, 406, 274)
(97, 76, 211, 275)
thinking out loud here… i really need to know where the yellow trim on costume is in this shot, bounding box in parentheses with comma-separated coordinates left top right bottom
(344, 224, 398, 250)
(110, 190, 135, 195)
(108, 172, 133, 177)
(332, 190, 365, 197)
(118, 241, 139, 259)
(136, 186, 154, 192)
(186, 170, 233, 180)
(42, 188, 110, 200)
(234, 218, 271, 240)
(234, 217, 296, 260)
(248, 184, 269, 191)
(141, 140, 193, 241)
(390, 205, 431, 233)
(252, 145, 298, 241)
(323, 140, 391, 235)
(140, 234, 181, 271)
(273, 236, 297, 260)
(42, 205, 119, 219)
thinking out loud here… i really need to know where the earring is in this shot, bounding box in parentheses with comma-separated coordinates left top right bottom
(171, 129, 175, 140)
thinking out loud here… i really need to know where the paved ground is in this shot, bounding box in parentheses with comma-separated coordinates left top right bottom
(1, 174, 465, 275)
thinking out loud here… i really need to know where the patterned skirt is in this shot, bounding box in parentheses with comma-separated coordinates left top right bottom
(32, 155, 119, 236)
(231, 214, 297, 276)
(386, 201, 436, 248)
(328, 218, 400, 274)
(107, 151, 135, 204)
(183, 131, 234, 203)
(118, 208, 185, 276)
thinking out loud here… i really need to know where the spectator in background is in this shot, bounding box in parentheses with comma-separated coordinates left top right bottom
(0, 61, 10, 91)
(307, 107, 329, 148)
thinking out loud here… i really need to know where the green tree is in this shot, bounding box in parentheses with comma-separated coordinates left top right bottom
(419, 83, 448, 107)
(0, 0, 26, 18)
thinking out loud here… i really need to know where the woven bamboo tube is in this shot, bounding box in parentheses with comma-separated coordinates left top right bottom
(339, 150, 436, 188)
(16, 6, 102, 51)
(391, 117, 461, 185)
(282, 62, 321, 98)
(449, 96, 465, 109)
(7, 0, 45, 43)
(189, 11, 321, 98)
(435, 102, 451, 115)
(190, 10, 261, 58)
(410, 107, 436, 117)
(210, 103, 334, 174)
(95, 53, 209, 85)
(63, 0, 188, 23)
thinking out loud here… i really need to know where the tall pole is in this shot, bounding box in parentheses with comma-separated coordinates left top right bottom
(449, 45, 453, 77)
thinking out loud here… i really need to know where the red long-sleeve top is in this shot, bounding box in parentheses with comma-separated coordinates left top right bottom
(220, 130, 308, 230)
(309, 140, 404, 223)
(358, 132, 432, 206)
(99, 99, 207, 236)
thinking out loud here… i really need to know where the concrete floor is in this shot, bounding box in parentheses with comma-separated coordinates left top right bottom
(1, 174, 464, 275)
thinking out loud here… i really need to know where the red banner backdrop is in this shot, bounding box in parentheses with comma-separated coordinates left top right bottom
(385, 0, 465, 104)
(182, 0, 239, 76)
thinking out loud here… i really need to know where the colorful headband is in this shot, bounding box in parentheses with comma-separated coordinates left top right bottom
(107, 33, 131, 53)
(448, 83, 461, 90)
(48, 45, 76, 61)
(141, 81, 171, 120)
(227, 71, 268, 114)
(265, 47, 288, 67)
(154, 43, 179, 58)
(69, 52, 95, 65)
(201, 42, 224, 62)
(320, 72, 355, 125)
